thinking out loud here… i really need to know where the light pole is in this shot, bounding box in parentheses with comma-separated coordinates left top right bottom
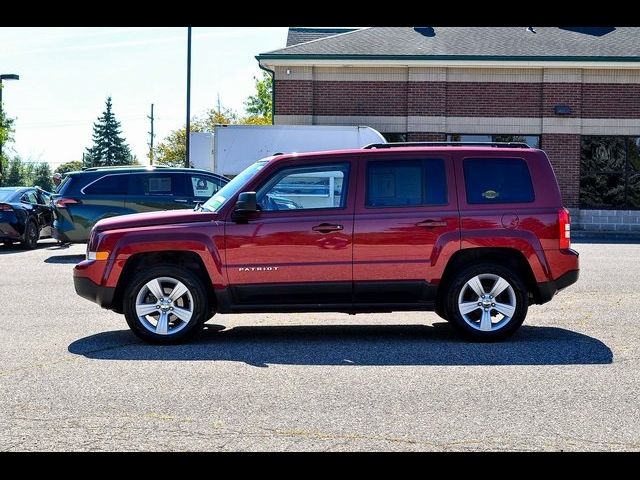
(185, 27, 192, 168)
(0, 73, 20, 181)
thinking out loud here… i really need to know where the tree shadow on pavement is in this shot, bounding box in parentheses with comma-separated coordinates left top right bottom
(68, 323, 613, 367)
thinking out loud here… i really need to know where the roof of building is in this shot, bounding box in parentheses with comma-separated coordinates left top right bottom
(286, 27, 359, 47)
(260, 27, 640, 61)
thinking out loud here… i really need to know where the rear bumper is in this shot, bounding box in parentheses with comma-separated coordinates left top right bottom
(0, 221, 21, 240)
(52, 226, 72, 243)
(536, 269, 580, 304)
(51, 220, 85, 243)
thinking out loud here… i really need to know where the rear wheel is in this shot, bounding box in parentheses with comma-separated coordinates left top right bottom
(446, 263, 528, 341)
(123, 266, 209, 344)
(21, 221, 39, 249)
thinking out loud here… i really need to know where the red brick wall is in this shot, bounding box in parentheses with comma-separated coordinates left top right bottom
(408, 81, 446, 116)
(541, 134, 581, 207)
(446, 82, 542, 117)
(582, 84, 640, 118)
(542, 83, 582, 117)
(313, 81, 407, 116)
(274, 79, 640, 120)
(274, 80, 313, 115)
(407, 133, 446, 142)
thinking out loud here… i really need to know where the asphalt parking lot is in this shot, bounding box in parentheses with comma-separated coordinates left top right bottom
(0, 238, 638, 451)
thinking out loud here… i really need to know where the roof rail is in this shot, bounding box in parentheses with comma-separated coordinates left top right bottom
(363, 141, 532, 149)
(81, 165, 171, 171)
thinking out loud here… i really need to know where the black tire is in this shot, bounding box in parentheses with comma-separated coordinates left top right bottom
(21, 220, 39, 250)
(123, 265, 209, 344)
(445, 263, 528, 342)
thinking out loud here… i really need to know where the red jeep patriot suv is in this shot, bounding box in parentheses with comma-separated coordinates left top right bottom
(74, 142, 579, 343)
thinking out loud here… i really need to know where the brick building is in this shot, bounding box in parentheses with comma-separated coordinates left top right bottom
(257, 27, 640, 232)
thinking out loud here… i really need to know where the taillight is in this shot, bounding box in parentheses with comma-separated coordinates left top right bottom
(0, 203, 13, 212)
(54, 198, 79, 208)
(558, 208, 571, 249)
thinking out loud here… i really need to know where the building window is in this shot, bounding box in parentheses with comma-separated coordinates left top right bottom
(580, 136, 640, 210)
(447, 134, 540, 149)
(381, 133, 407, 143)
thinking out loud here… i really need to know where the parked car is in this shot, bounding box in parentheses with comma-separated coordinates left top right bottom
(51, 166, 229, 243)
(0, 186, 54, 249)
(73, 142, 579, 343)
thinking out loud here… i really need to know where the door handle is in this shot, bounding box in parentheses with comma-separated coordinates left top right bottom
(174, 199, 188, 203)
(417, 220, 447, 228)
(312, 223, 344, 233)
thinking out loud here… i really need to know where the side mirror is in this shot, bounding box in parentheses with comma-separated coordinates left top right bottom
(234, 191, 258, 213)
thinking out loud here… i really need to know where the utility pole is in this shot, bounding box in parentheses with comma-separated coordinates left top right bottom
(185, 27, 192, 168)
(147, 103, 155, 165)
(217, 92, 221, 114)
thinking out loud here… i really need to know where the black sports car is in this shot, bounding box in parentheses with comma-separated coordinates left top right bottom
(0, 187, 54, 249)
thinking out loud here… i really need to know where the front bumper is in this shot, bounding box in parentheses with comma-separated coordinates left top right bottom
(74, 276, 116, 309)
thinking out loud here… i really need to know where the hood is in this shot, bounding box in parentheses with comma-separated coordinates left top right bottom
(94, 209, 217, 232)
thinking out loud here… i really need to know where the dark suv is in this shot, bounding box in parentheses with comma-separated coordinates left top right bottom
(52, 166, 228, 242)
(73, 143, 579, 343)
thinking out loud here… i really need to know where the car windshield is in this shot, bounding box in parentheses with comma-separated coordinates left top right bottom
(201, 160, 269, 212)
(0, 188, 19, 202)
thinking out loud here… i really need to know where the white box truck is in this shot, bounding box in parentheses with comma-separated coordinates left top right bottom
(189, 125, 386, 176)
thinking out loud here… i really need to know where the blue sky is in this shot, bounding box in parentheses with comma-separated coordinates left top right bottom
(0, 27, 289, 167)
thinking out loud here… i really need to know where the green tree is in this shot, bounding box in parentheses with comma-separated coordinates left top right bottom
(84, 96, 134, 167)
(0, 107, 15, 186)
(31, 162, 53, 191)
(5, 156, 26, 186)
(155, 107, 238, 167)
(244, 71, 272, 121)
(55, 160, 84, 175)
(244, 71, 273, 123)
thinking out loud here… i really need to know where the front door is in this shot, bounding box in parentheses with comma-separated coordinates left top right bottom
(353, 154, 459, 304)
(224, 160, 356, 306)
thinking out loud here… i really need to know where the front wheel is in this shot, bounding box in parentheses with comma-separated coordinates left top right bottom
(446, 263, 528, 341)
(123, 266, 209, 344)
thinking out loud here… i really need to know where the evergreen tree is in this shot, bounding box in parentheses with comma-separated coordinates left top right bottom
(5, 157, 26, 186)
(31, 162, 53, 191)
(84, 97, 134, 167)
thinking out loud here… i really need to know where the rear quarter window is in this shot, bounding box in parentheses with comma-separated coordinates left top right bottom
(463, 158, 534, 204)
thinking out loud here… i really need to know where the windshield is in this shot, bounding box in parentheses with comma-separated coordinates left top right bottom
(0, 188, 18, 202)
(201, 160, 268, 212)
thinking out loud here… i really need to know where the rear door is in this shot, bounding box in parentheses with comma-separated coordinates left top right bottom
(34, 189, 53, 236)
(126, 172, 192, 212)
(353, 153, 459, 304)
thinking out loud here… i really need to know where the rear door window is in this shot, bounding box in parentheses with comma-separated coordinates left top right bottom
(83, 175, 128, 195)
(463, 158, 534, 204)
(129, 173, 190, 197)
(366, 159, 447, 207)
